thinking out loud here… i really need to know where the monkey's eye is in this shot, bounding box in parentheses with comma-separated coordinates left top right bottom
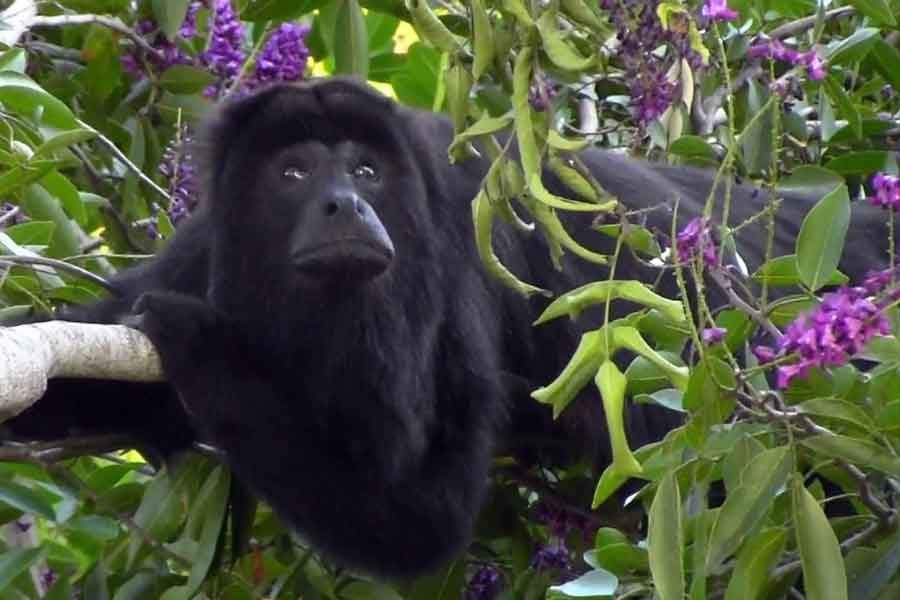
(352, 163, 378, 180)
(282, 166, 308, 181)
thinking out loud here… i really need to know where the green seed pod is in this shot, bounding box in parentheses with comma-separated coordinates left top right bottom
(471, 0, 495, 80)
(536, 10, 594, 71)
(472, 190, 549, 297)
(406, 0, 461, 52)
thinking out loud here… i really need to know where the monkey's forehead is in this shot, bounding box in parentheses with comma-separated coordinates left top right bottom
(222, 78, 402, 148)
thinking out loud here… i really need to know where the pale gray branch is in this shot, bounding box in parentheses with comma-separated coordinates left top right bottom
(0, 322, 162, 422)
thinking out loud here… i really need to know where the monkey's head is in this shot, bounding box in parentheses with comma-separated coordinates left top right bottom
(200, 79, 443, 313)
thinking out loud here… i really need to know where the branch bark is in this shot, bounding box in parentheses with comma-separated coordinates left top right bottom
(0, 322, 162, 422)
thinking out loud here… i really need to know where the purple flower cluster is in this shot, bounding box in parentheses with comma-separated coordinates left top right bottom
(675, 217, 718, 266)
(464, 566, 503, 600)
(600, 0, 707, 125)
(870, 173, 900, 210)
(758, 286, 890, 388)
(150, 124, 197, 238)
(245, 23, 311, 91)
(747, 38, 826, 81)
(528, 75, 560, 112)
(122, 2, 203, 76)
(531, 541, 572, 572)
(202, 0, 247, 97)
(701, 0, 738, 22)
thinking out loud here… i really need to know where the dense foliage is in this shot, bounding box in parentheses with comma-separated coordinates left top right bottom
(0, 0, 899, 598)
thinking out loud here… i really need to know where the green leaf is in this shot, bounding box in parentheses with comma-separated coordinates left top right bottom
(846, 0, 896, 26)
(0, 72, 78, 130)
(241, 0, 329, 20)
(870, 39, 900, 91)
(647, 473, 684, 600)
(3, 221, 54, 246)
(0, 48, 27, 73)
(0, 548, 45, 592)
(0, 480, 57, 520)
(778, 165, 844, 199)
(793, 480, 848, 600)
(823, 76, 862, 140)
(159, 66, 218, 95)
(801, 434, 900, 478)
(826, 28, 880, 66)
(847, 527, 900, 600)
(705, 447, 790, 570)
(724, 529, 786, 600)
(795, 182, 850, 291)
(752, 254, 848, 288)
(161, 467, 230, 600)
(824, 151, 893, 175)
(32, 128, 96, 159)
(669, 135, 717, 159)
(333, 0, 370, 79)
(549, 569, 619, 596)
(152, 0, 191, 40)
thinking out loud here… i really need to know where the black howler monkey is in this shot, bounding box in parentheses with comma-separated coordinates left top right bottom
(3, 77, 891, 577)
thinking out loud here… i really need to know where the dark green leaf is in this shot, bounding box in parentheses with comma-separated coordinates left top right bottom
(752, 254, 848, 288)
(333, 0, 370, 79)
(846, 0, 896, 26)
(795, 183, 850, 291)
(0, 548, 45, 593)
(827, 28, 880, 66)
(152, 0, 191, 40)
(793, 480, 848, 600)
(647, 473, 684, 600)
(0, 480, 57, 520)
(159, 66, 217, 95)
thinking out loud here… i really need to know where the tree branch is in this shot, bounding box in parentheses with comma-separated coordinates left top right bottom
(0, 322, 162, 421)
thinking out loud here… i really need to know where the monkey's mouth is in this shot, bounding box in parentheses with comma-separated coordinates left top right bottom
(292, 239, 394, 279)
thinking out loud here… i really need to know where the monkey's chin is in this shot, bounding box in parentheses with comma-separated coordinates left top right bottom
(292, 240, 394, 281)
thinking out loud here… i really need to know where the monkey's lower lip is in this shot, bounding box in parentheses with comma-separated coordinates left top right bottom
(292, 239, 394, 277)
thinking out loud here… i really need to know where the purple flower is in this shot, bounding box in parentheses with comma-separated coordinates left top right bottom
(870, 173, 900, 210)
(531, 541, 572, 572)
(599, 0, 702, 126)
(528, 75, 560, 112)
(702, 327, 727, 345)
(675, 217, 718, 266)
(800, 50, 826, 81)
(121, 3, 205, 77)
(702, 0, 738, 22)
(245, 22, 311, 90)
(775, 286, 890, 388)
(156, 124, 197, 231)
(465, 566, 503, 600)
(747, 39, 826, 81)
(752, 345, 776, 364)
(202, 0, 247, 97)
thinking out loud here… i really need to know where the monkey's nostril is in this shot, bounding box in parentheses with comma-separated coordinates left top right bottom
(324, 201, 339, 216)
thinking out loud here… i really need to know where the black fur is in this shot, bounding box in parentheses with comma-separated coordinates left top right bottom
(3, 78, 891, 577)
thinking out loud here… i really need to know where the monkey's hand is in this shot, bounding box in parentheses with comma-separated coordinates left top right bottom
(124, 292, 239, 423)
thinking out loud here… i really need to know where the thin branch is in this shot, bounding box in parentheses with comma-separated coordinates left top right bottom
(0, 255, 116, 293)
(84, 122, 172, 202)
(769, 7, 856, 40)
(30, 14, 163, 60)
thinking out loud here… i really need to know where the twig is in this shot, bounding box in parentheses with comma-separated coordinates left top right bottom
(30, 14, 163, 60)
(708, 267, 782, 340)
(84, 122, 171, 202)
(0, 255, 115, 293)
(769, 7, 856, 40)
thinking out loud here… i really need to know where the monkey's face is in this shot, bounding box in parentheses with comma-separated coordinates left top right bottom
(263, 138, 396, 282)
